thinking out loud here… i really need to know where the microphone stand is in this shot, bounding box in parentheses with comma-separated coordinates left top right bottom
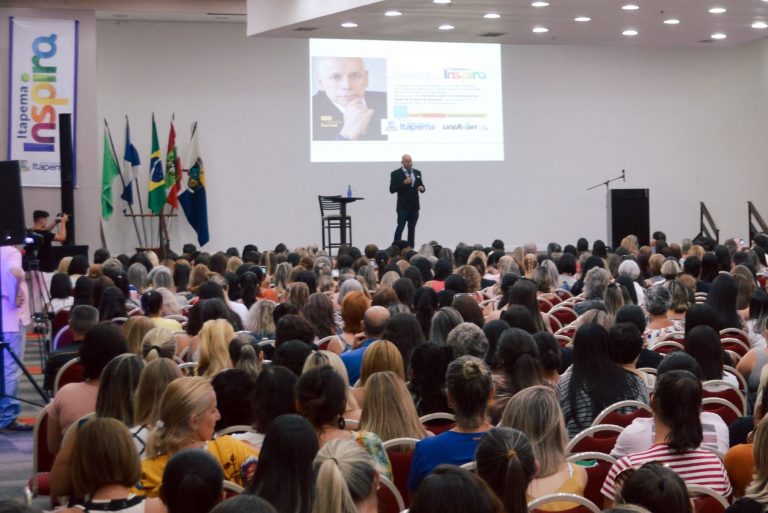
(586, 170, 627, 247)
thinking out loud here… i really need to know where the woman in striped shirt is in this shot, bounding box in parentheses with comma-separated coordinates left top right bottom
(601, 370, 732, 508)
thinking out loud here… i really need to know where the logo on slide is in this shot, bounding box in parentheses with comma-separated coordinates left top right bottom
(443, 68, 488, 80)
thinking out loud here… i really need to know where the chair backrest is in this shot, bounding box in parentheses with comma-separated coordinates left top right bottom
(701, 397, 741, 426)
(52, 308, 71, 338)
(566, 452, 617, 508)
(318, 195, 344, 216)
(546, 313, 563, 332)
(528, 493, 601, 513)
(214, 425, 257, 438)
(565, 424, 624, 455)
(178, 362, 198, 376)
(555, 334, 572, 348)
(688, 484, 728, 513)
(719, 328, 749, 344)
(343, 418, 359, 430)
(377, 475, 405, 513)
(592, 400, 653, 427)
(538, 296, 554, 313)
(554, 288, 574, 300)
(317, 335, 336, 351)
(128, 307, 143, 317)
(550, 306, 578, 326)
(383, 438, 420, 507)
(53, 357, 84, 395)
(419, 412, 456, 435)
(650, 340, 684, 354)
(554, 326, 577, 339)
(657, 330, 685, 343)
(723, 365, 748, 393)
(52, 326, 75, 351)
(29, 405, 55, 497)
(702, 380, 747, 416)
(720, 337, 750, 357)
(222, 480, 244, 498)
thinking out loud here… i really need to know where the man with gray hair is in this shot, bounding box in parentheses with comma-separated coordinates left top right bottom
(44, 305, 99, 391)
(447, 322, 489, 360)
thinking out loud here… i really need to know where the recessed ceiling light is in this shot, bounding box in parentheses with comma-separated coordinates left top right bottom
(532, 27, 549, 33)
(433, 0, 451, 4)
(709, 7, 726, 14)
(622, 4, 639, 10)
(622, 29, 638, 36)
(753, 21, 768, 29)
(574, 16, 591, 22)
(484, 13, 501, 19)
(711, 32, 727, 39)
(438, 24, 455, 30)
(532, 1, 550, 7)
(663, 19, 680, 25)
(385, 10, 402, 16)
(341, 22, 358, 28)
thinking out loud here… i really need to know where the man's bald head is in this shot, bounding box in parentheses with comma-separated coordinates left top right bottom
(363, 305, 390, 338)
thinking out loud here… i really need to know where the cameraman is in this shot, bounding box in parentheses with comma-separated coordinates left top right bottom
(30, 210, 68, 273)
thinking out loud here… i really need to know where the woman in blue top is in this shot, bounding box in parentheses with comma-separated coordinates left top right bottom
(408, 355, 493, 491)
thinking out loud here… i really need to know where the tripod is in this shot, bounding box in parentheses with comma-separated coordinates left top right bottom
(0, 249, 49, 410)
(25, 259, 53, 363)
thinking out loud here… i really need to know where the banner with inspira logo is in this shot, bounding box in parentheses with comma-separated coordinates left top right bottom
(7, 17, 78, 187)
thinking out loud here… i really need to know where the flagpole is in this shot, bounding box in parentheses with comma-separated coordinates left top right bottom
(105, 119, 143, 247)
(126, 115, 150, 248)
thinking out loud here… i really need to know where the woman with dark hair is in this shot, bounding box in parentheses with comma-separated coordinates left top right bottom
(246, 414, 318, 513)
(409, 466, 503, 513)
(684, 303, 720, 337)
(699, 252, 720, 292)
(685, 325, 739, 387)
(491, 328, 542, 424)
(476, 427, 536, 513)
(296, 366, 392, 480)
(483, 319, 511, 370)
(569, 255, 604, 297)
(239, 271, 260, 310)
(381, 312, 424, 374)
(557, 324, 648, 438)
(153, 449, 224, 513)
(211, 369, 257, 431)
(715, 244, 732, 272)
(49, 272, 74, 313)
(414, 287, 438, 339)
(506, 279, 547, 333)
(72, 275, 94, 308)
(533, 331, 561, 386)
(614, 463, 692, 513)
(98, 285, 128, 321)
(557, 253, 577, 291)
(67, 254, 89, 283)
(500, 305, 537, 334)
(408, 342, 453, 416)
(452, 294, 485, 328)
(707, 273, 745, 331)
(172, 261, 191, 295)
(408, 356, 494, 491)
(601, 371, 731, 508)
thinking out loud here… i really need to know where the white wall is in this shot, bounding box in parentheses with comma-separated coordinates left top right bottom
(19, 18, 768, 255)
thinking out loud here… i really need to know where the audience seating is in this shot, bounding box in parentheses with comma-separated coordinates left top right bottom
(555, 334, 572, 348)
(650, 340, 684, 355)
(546, 314, 563, 332)
(719, 328, 749, 345)
(702, 380, 747, 416)
(222, 480, 244, 498)
(343, 418, 359, 430)
(538, 296, 554, 313)
(419, 412, 456, 435)
(51, 326, 74, 351)
(701, 397, 742, 426)
(178, 362, 198, 376)
(591, 400, 652, 428)
(316, 335, 335, 351)
(382, 437, 419, 507)
(527, 493, 601, 513)
(53, 357, 84, 395)
(554, 289, 573, 300)
(566, 452, 617, 508)
(637, 367, 657, 376)
(377, 475, 405, 513)
(549, 306, 578, 327)
(723, 365, 748, 393)
(554, 325, 577, 340)
(565, 424, 624, 455)
(51, 309, 70, 339)
(657, 331, 685, 344)
(110, 317, 129, 325)
(687, 484, 729, 513)
(720, 337, 750, 358)
(214, 425, 257, 438)
(128, 307, 143, 317)
(695, 292, 708, 304)
(25, 405, 55, 500)
(459, 461, 476, 471)
(724, 350, 742, 365)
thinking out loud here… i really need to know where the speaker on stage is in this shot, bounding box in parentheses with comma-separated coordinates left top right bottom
(608, 189, 649, 248)
(0, 161, 27, 245)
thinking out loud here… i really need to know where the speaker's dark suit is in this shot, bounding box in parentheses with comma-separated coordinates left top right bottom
(390, 167, 425, 247)
(312, 91, 388, 141)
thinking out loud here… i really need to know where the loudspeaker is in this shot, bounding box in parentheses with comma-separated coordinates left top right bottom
(0, 161, 27, 246)
(607, 189, 650, 248)
(59, 113, 75, 245)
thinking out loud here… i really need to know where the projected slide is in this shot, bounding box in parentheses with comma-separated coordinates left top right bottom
(310, 39, 503, 163)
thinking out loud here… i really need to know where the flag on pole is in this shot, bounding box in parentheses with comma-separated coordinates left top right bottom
(147, 114, 166, 214)
(179, 122, 209, 246)
(121, 117, 141, 204)
(101, 124, 121, 220)
(165, 118, 181, 208)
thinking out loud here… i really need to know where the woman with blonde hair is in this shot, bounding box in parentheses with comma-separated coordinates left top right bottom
(141, 327, 177, 362)
(523, 253, 539, 279)
(156, 286, 183, 316)
(123, 316, 156, 355)
(354, 340, 405, 405)
(359, 371, 428, 442)
(328, 291, 370, 354)
(302, 350, 361, 421)
(312, 439, 379, 513)
(500, 385, 587, 507)
(56, 418, 145, 513)
(245, 299, 276, 341)
(139, 376, 257, 497)
(132, 358, 182, 455)
(273, 261, 293, 301)
(198, 319, 235, 378)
